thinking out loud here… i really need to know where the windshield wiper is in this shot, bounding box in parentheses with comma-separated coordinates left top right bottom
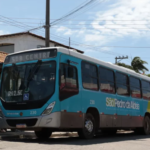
(12, 63, 19, 79)
(27, 60, 42, 81)
(0, 96, 5, 102)
(25, 60, 42, 90)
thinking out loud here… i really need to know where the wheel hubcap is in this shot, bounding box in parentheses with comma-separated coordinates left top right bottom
(85, 120, 93, 133)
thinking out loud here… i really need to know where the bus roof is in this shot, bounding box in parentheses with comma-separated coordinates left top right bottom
(6, 47, 150, 81)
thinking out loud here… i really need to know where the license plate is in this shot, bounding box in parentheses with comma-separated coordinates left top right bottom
(16, 124, 27, 128)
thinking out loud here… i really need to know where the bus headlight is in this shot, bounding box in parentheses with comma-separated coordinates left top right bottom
(0, 107, 4, 118)
(42, 102, 55, 115)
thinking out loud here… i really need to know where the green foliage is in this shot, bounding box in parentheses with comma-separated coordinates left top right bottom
(117, 63, 133, 70)
(131, 57, 148, 73)
(117, 57, 149, 74)
(146, 74, 150, 77)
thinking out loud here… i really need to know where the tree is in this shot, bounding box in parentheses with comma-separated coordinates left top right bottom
(117, 63, 133, 70)
(146, 74, 150, 77)
(131, 57, 149, 73)
(116, 57, 149, 74)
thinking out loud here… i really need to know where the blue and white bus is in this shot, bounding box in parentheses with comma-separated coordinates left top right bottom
(0, 47, 150, 139)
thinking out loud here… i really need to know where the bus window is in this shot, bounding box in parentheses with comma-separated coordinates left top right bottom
(130, 76, 142, 98)
(141, 80, 150, 100)
(99, 67, 115, 94)
(81, 61, 98, 91)
(59, 64, 78, 101)
(116, 72, 129, 96)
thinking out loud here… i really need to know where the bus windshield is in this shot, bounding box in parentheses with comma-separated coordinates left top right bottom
(0, 61, 56, 103)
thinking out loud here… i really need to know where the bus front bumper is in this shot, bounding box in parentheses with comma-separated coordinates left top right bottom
(0, 112, 61, 129)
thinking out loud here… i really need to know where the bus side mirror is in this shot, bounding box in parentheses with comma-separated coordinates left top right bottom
(68, 67, 74, 78)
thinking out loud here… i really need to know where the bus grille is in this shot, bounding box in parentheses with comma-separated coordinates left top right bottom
(6, 119, 38, 127)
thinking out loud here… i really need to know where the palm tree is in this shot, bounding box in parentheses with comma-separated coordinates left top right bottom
(117, 57, 149, 73)
(131, 57, 149, 73)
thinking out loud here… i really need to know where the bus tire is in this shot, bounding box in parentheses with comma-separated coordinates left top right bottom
(78, 113, 95, 139)
(35, 129, 52, 139)
(143, 116, 150, 135)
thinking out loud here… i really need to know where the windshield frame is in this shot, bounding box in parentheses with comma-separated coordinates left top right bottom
(0, 60, 56, 109)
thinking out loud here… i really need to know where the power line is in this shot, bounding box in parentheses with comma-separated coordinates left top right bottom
(0, 21, 44, 24)
(2, 15, 150, 50)
(0, 15, 36, 30)
(0, 15, 45, 36)
(51, 0, 98, 26)
(55, 0, 106, 25)
(4, 17, 150, 22)
(72, 44, 150, 49)
(51, 33, 150, 49)
(2, 21, 150, 26)
(51, 27, 150, 30)
(50, 33, 127, 56)
(50, 0, 107, 26)
(53, 23, 150, 25)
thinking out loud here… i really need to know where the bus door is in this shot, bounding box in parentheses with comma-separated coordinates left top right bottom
(59, 54, 82, 128)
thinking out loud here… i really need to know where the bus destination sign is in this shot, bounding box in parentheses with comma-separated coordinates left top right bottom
(4, 49, 57, 64)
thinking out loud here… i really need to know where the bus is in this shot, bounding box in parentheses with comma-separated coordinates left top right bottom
(0, 47, 150, 139)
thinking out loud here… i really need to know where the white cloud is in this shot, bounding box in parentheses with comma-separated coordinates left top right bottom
(55, 0, 150, 48)
(0, 30, 8, 35)
(56, 26, 68, 32)
(82, 0, 150, 45)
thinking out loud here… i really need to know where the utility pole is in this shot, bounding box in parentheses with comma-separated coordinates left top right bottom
(45, 0, 50, 47)
(115, 56, 128, 64)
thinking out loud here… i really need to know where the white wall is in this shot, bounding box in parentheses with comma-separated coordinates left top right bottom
(0, 34, 55, 53)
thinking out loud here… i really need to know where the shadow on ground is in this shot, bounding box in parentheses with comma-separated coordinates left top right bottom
(0, 131, 150, 146)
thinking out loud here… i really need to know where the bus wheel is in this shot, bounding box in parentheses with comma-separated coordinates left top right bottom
(143, 116, 150, 135)
(78, 113, 95, 139)
(35, 129, 52, 139)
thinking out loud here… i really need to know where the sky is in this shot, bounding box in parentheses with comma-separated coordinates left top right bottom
(1, 0, 150, 73)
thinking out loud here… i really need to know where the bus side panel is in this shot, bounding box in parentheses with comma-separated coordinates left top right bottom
(130, 98, 143, 127)
(81, 63, 118, 128)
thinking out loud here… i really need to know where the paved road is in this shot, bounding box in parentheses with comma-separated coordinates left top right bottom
(0, 131, 150, 150)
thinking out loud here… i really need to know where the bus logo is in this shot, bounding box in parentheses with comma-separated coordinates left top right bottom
(106, 97, 140, 110)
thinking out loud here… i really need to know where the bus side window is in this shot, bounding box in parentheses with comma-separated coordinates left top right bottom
(130, 76, 142, 98)
(81, 61, 99, 91)
(59, 63, 78, 101)
(99, 67, 115, 94)
(141, 80, 150, 100)
(116, 72, 130, 96)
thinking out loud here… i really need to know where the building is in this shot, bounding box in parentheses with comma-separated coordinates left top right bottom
(0, 51, 8, 75)
(0, 32, 83, 76)
(0, 32, 83, 54)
